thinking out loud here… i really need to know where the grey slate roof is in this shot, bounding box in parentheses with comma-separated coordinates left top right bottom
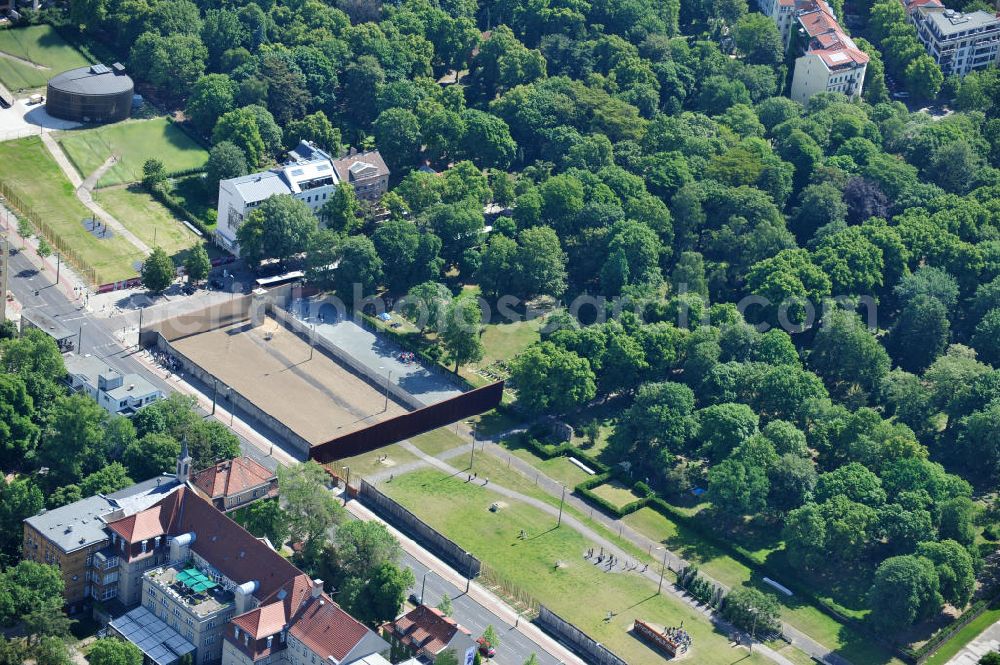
(227, 171, 292, 204)
(25, 475, 181, 554)
(48, 65, 134, 96)
(105, 374, 160, 401)
(64, 352, 114, 380)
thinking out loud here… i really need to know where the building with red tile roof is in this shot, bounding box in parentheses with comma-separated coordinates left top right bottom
(26, 450, 388, 665)
(381, 605, 476, 664)
(754, 0, 868, 103)
(190, 457, 278, 513)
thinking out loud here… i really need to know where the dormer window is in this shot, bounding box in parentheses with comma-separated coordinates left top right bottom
(266, 636, 273, 649)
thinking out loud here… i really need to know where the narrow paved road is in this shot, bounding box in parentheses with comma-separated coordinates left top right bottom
(944, 616, 1000, 664)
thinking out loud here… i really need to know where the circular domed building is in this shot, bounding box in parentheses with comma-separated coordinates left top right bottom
(46, 63, 133, 124)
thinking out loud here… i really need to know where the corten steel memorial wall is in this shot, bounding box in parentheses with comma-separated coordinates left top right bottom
(309, 380, 504, 462)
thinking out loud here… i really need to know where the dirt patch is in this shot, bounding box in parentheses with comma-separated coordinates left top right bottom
(170, 316, 408, 445)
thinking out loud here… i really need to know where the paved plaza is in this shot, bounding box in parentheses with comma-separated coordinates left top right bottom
(291, 298, 465, 407)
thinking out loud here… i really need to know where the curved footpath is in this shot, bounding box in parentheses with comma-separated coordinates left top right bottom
(371, 438, 797, 665)
(368, 430, 852, 665)
(39, 131, 152, 255)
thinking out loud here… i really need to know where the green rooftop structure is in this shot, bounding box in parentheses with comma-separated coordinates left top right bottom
(175, 567, 217, 593)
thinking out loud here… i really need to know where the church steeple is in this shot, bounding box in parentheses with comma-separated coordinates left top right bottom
(176, 438, 192, 484)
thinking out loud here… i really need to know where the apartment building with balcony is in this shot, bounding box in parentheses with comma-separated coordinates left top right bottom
(22, 475, 182, 614)
(906, 1, 1000, 76)
(215, 141, 389, 256)
(788, 0, 868, 103)
(755, 0, 868, 103)
(24, 445, 388, 665)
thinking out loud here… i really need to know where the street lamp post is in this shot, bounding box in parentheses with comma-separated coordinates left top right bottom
(657, 547, 668, 595)
(557, 484, 566, 527)
(342, 466, 351, 505)
(749, 606, 759, 654)
(383, 369, 392, 412)
(55, 252, 60, 284)
(467, 420, 476, 469)
(419, 571, 428, 604)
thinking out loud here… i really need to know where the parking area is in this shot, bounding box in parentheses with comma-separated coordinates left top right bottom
(0, 97, 80, 141)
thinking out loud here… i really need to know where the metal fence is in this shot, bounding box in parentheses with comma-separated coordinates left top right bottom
(535, 606, 629, 665)
(0, 179, 101, 285)
(358, 479, 482, 579)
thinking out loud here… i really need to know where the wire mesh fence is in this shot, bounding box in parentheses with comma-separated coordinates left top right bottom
(0, 179, 99, 284)
(477, 562, 540, 619)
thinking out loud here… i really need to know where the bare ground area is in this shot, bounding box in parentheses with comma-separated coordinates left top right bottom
(171, 316, 408, 445)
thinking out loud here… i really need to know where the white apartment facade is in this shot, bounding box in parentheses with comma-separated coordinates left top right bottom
(906, 1, 1000, 77)
(756, 0, 868, 104)
(215, 141, 339, 257)
(215, 142, 390, 257)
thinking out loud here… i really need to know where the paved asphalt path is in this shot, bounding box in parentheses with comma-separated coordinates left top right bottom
(3, 241, 567, 665)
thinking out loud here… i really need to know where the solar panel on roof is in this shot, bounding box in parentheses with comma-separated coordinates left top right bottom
(829, 52, 848, 61)
(90, 64, 111, 75)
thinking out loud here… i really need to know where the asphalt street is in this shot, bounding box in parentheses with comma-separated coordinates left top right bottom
(4, 243, 568, 665)
(397, 550, 561, 665)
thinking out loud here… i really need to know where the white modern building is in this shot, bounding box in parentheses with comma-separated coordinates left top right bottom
(788, 0, 868, 104)
(64, 352, 163, 416)
(907, 1, 1000, 76)
(215, 142, 389, 257)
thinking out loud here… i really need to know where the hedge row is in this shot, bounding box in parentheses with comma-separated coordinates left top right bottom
(164, 115, 213, 151)
(516, 432, 609, 474)
(574, 472, 651, 518)
(150, 185, 213, 238)
(904, 594, 1000, 663)
(357, 312, 478, 392)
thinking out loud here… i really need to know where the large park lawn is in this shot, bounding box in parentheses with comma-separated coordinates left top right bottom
(382, 467, 773, 665)
(94, 187, 203, 264)
(58, 118, 209, 186)
(0, 137, 141, 283)
(0, 25, 90, 91)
